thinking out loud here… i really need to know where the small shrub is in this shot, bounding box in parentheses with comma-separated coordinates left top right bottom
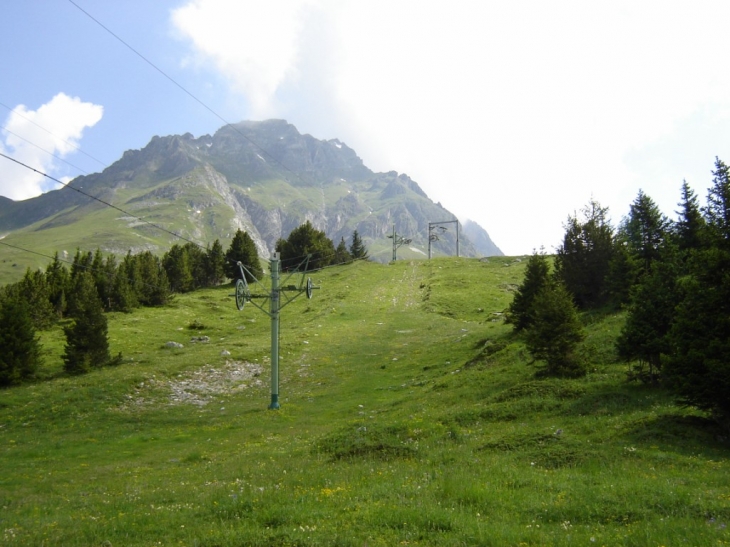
(187, 319, 206, 330)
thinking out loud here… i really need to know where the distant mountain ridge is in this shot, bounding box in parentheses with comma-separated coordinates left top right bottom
(0, 120, 502, 275)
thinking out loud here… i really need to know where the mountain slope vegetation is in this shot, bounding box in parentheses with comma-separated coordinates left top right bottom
(1, 257, 727, 546)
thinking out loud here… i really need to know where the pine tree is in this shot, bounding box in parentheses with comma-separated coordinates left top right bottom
(224, 229, 263, 282)
(204, 239, 226, 286)
(91, 249, 113, 309)
(70, 249, 93, 282)
(163, 244, 194, 293)
(616, 248, 680, 383)
(705, 157, 730, 245)
(333, 237, 352, 264)
(506, 249, 551, 331)
(110, 266, 136, 312)
(664, 246, 730, 423)
(183, 242, 207, 289)
(349, 229, 368, 259)
(0, 294, 42, 386)
(524, 282, 586, 377)
(62, 271, 111, 374)
(553, 200, 614, 308)
(112, 251, 140, 311)
(624, 190, 670, 274)
(674, 180, 707, 254)
(276, 221, 335, 271)
(17, 268, 55, 330)
(133, 251, 171, 306)
(45, 252, 69, 318)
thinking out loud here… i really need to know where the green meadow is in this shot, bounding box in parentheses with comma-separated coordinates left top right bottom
(1, 257, 729, 546)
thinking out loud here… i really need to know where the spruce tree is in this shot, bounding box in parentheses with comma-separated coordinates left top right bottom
(674, 180, 707, 254)
(224, 229, 263, 282)
(524, 282, 586, 377)
(276, 221, 335, 271)
(349, 229, 368, 259)
(45, 252, 69, 318)
(163, 244, 194, 293)
(506, 249, 551, 331)
(624, 190, 670, 273)
(333, 237, 352, 264)
(62, 271, 111, 374)
(18, 268, 55, 330)
(604, 235, 640, 307)
(135, 251, 171, 306)
(0, 294, 42, 386)
(182, 242, 207, 289)
(664, 246, 730, 423)
(616, 248, 680, 383)
(204, 239, 226, 286)
(554, 200, 614, 308)
(705, 157, 730, 245)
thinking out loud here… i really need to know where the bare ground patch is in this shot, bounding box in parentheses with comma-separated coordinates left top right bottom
(120, 360, 264, 410)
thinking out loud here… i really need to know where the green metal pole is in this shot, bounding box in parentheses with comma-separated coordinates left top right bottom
(269, 252, 280, 409)
(392, 224, 397, 262)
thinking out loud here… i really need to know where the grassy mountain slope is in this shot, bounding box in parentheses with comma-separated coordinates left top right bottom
(1, 257, 728, 546)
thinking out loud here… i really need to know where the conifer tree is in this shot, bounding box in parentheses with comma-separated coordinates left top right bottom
(333, 237, 352, 264)
(45, 252, 69, 318)
(224, 229, 263, 282)
(506, 249, 551, 331)
(276, 221, 335, 271)
(0, 294, 42, 386)
(603, 235, 640, 307)
(110, 266, 136, 312)
(1, 268, 56, 329)
(553, 199, 614, 308)
(524, 282, 586, 377)
(17, 268, 55, 330)
(204, 239, 226, 286)
(665, 245, 730, 423)
(91, 249, 110, 308)
(674, 180, 707, 254)
(705, 157, 730, 245)
(182, 242, 207, 288)
(137, 251, 171, 306)
(616, 248, 680, 383)
(112, 251, 140, 311)
(349, 229, 368, 259)
(62, 271, 111, 374)
(163, 244, 194, 293)
(70, 249, 93, 282)
(624, 190, 670, 273)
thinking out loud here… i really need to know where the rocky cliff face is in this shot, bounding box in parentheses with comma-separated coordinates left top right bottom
(0, 120, 502, 262)
(463, 219, 504, 257)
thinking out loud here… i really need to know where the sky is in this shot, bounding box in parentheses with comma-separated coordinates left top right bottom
(3, 1, 730, 255)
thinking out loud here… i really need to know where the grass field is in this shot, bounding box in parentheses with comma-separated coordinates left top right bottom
(1, 256, 729, 546)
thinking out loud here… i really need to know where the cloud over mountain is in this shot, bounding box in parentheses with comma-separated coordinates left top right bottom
(0, 93, 103, 200)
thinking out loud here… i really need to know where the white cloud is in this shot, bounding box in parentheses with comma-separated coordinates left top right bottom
(171, 0, 320, 117)
(0, 93, 103, 201)
(171, 0, 730, 255)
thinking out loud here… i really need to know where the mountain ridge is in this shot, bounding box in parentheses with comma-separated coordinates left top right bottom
(0, 120, 502, 278)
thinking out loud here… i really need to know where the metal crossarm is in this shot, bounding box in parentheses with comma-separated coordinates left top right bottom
(229, 252, 320, 409)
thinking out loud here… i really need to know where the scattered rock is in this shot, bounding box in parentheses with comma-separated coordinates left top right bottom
(220, 350, 231, 356)
(191, 336, 210, 343)
(165, 342, 184, 349)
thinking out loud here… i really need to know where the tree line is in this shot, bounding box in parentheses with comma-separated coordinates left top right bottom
(507, 157, 730, 425)
(0, 225, 368, 386)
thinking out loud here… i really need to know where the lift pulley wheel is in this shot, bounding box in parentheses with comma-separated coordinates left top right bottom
(306, 277, 314, 299)
(235, 278, 250, 310)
